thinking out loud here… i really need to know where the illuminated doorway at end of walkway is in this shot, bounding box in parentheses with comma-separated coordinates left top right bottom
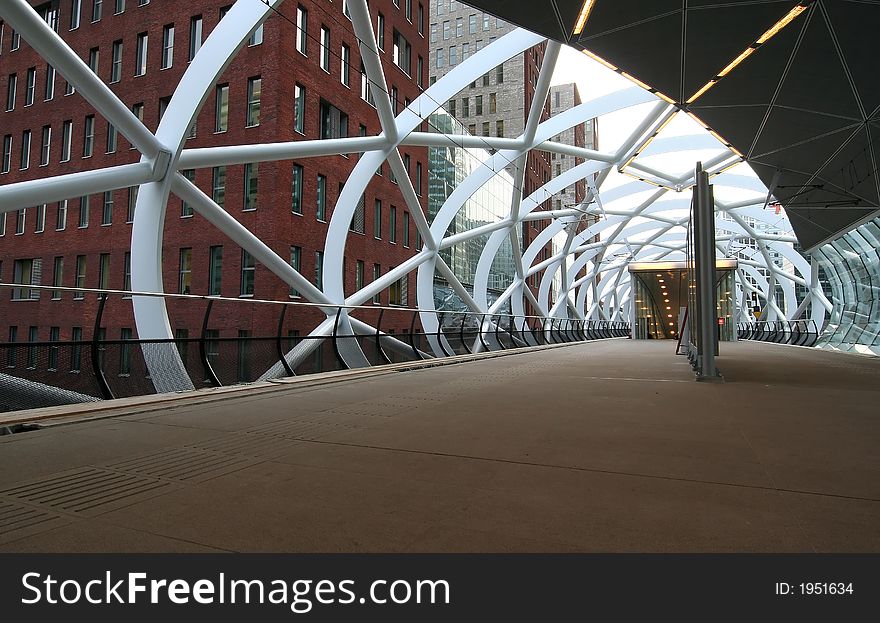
(629, 260, 736, 340)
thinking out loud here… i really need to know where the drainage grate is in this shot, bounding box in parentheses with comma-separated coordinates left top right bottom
(185, 434, 297, 459)
(0, 499, 68, 543)
(0, 468, 175, 517)
(245, 418, 362, 441)
(102, 447, 254, 483)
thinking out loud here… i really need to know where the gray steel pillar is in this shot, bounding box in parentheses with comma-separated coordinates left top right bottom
(694, 163, 720, 380)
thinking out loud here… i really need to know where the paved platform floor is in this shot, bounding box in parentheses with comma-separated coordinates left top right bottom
(1, 340, 879, 552)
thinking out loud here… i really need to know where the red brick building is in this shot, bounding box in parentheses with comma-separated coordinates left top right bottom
(0, 0, 428, 382)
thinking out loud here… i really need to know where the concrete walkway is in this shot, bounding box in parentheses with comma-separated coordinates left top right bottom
(1, 340, 878, 552)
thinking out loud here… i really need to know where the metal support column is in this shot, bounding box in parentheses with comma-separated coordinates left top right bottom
(694, 163, 721, 380)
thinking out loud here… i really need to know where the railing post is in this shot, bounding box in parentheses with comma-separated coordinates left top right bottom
(332, 307, 350, 370)
(494, 314, 506, 350)
(460, 312, 472, 354)
(276, 305, 296, 377)
(92, 292, 115, 400)
(375, 308, 392, 364)
(478, 314, 490, 352)
(408, 309, 424, 360)
(200, 299, 222, 387)
(436, 312, 452, 357)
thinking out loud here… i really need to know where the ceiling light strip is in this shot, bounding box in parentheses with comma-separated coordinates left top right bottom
(572, 0, 597, 36)
(580, 49, 676, 104)
(686, 2, 811, 104)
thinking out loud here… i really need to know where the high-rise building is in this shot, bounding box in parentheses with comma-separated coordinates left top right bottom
(548, 82, 598, 305)
(428, 0, 551, 314)
(427, 107, 517, 310)
(549, 83, 598, 213)
(0, 0, 428, 377)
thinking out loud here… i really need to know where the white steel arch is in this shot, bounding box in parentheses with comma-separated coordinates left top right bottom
(0, 0, 825, 392)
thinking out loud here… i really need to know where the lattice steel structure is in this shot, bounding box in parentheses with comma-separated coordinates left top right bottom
(0, 0, 826, 393)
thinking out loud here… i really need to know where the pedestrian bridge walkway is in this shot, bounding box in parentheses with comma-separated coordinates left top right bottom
(1, 340, 878, 552)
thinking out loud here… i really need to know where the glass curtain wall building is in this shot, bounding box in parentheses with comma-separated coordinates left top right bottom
(427, 109, 517, 312)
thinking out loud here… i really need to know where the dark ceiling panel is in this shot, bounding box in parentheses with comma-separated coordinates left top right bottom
(691, 18, 802, 109)
(815, 125, 880, 208)
(751, 107, 859, 159)
(689, 105, 769, 152)
(464, 0, 880, 247)
(578, 11, 683, 101)
(459, 0, 573, 41)
(682, 3, 800, 101)
(754, 131, 861, 197)
(576, 0, 681, 41)
(786, 205, 877, 249)
(822, 1, 880, 116)
(773, 11, 863, 121)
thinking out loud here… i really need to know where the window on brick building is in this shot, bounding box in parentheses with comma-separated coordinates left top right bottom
(180, 168, 195, 216)
(372, 264, 381, 303)
(376, 13, 385, 50)
(162, 25, 174, 69)
(25, 67, 36, 105)
(189, 15, 203, 61)
(74, 256, 86, 299)
(106, 122, 117, 153)
(56, 199, 68, 230)
(126, 186, 137, 222)
(240, 251, 255, 296)
(209, 246, 222, 296)
(1, 135, 11, 173)
(78, 195, 89, 228)
(135, 32, 148, 76)
(60, 120, 72, 161)
(71, 0, 82, 29)
(320, 26, 330, 72)
(35, 204, 46, 233)
(212, 166, 226, 207)
(98, 252, 110, 292)
(341, 44, 350, 87)
(296, 6, 308, 55)
(40, 126, 51, 166)
(316, 174, 326, 221)
(178, 248, 192, 294)
(52, 257, 64, 300)
(288, 246, 301, 297)
(314, 251, 323, 289)
(45, 64, 56, 100)
(215, 84, 229, 132)
(243, 163, 258, 211)
(83, 115, 95, 157)
(373, 199, 382, 239)
(20, 130, 31, 170)
(110, 41, 122, 82)
(248, 23, 263, 47)
(7, 74, 17, 112)
(102, 191, 113, 225)
(246, 76, 261, 126)
(291, 164, 303, 214)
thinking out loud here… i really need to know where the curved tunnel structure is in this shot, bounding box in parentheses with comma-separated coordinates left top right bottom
(0, 0, 830, 394)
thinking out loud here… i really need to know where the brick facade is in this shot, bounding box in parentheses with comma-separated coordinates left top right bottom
(0, 0, 428, 350)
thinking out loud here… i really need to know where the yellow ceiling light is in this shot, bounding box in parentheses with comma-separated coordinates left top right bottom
(580, 49, 677, 105)
(717, 47, 756, 78)
(573, 0, 597, 35)
(757, 3, 809, 44)
(686, 2, 810, 104)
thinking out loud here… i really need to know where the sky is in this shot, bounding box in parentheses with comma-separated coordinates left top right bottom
(549, 45, 637, 151)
